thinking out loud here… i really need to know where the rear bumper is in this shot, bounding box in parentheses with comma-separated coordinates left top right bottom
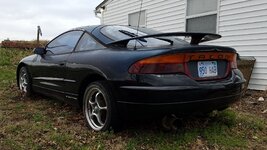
(113, 70, 245, 114)
(117, 84, 243, 113)
(117, 91, 242, 114)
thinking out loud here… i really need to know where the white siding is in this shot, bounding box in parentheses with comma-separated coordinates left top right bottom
(102, 0, 186, 32)
(215, 0, 267, 90)
(99, 0, 267, 90)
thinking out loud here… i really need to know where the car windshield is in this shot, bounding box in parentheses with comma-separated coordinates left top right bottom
(101, 26, 188, 48)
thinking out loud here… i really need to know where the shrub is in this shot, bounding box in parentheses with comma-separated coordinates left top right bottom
(1, 40, 49, 49)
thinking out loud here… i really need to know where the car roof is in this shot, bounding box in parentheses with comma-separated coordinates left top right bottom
(73, 25, 153, 33)
(72, 25, 103, 33)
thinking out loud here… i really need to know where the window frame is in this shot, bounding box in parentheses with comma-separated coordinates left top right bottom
(128, 10, 147, 27)
(185, 0, 220, 34)
(45, 30, 84, 55)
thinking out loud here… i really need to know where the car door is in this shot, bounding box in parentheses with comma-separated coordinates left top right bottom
(64, 33, 106, 97)
(31, 30, 84, 94)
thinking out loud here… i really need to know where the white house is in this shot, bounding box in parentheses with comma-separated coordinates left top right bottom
(95, 0, 267, 90)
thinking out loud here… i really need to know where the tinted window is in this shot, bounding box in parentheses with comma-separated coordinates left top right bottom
(46, 31, 83, 54)
(101, 26, 188, 48)
(101, 26, 146, 41)
(101, 26, 170, 48)
(76, 33, 105, 51)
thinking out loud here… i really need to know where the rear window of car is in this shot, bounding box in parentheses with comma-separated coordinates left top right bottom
(101, 26, 188, 48)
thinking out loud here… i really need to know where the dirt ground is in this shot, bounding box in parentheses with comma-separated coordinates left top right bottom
(234, 90, 267, 119)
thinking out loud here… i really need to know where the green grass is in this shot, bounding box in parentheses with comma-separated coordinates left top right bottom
(0, 66, 16, 89)
(0, 48, 31, 90)
(203, 122, 246, 148)
(0, 48, 266, 149)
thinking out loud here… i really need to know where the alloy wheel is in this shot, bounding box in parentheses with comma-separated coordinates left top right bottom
(85, 87, 108, 130)
(19, 69, 28, 93)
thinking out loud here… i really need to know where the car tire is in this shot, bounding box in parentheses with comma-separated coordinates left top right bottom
(83, 81, 119, 131)
(18, 66, 32, 97)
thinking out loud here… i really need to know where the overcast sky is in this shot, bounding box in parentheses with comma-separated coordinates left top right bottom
(0, 0, 102, 42)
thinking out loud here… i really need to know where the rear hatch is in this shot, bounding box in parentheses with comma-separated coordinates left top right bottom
(104, 28, 237, 80)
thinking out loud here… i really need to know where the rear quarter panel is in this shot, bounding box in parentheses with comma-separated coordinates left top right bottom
(65, 48, 168, 94)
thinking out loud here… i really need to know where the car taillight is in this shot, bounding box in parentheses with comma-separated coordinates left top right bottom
(128, 54, 185, 74)
(129, 52, 238, 74)
(230, 54, 237, 69)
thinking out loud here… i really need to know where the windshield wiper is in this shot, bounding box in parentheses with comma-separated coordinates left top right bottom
(119, 30, 173, 46)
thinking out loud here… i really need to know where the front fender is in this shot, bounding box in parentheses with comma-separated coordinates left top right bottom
(16, 55, 37, 87)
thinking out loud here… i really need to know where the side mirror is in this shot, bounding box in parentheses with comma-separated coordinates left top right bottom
(33, 47, 46, 55)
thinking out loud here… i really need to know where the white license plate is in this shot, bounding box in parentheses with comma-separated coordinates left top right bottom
(198, 61, 218, 78)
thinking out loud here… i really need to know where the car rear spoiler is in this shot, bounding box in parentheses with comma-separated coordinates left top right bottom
(106, 32, 221, 47)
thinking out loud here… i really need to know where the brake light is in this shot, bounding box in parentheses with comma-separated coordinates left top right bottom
(129, 52, 238, 74)
(128, 54, 185, 74)
(230, 54, 237, 69)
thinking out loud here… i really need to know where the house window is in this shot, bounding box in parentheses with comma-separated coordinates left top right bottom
(128, 10, 146, 27)
(186, 0, 218, 33)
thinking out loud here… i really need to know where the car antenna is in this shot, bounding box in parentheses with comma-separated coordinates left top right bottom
(134, 0, 144, 50)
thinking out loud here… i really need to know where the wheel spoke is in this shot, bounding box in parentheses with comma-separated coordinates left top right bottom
(90, 112, 96, 118)
(99, 106, 107, 110)
(87, 99, 95, 116)
(88, 97, 96, 107)
(96, 113, 104, 126)
(95, 92, 107, 110)
(95, 92, 101, 101)
(92, 112, 104, 126)
(23, 82, 27, 87)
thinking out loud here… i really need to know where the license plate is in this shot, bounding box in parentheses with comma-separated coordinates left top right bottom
(198, 61, 218, 78)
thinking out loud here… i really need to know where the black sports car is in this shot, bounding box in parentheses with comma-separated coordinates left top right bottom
(17, 25, 245, 131)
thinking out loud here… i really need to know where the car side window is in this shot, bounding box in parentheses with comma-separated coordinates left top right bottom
(75, 33, 105, 51)
(46, 31, 83, 55)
